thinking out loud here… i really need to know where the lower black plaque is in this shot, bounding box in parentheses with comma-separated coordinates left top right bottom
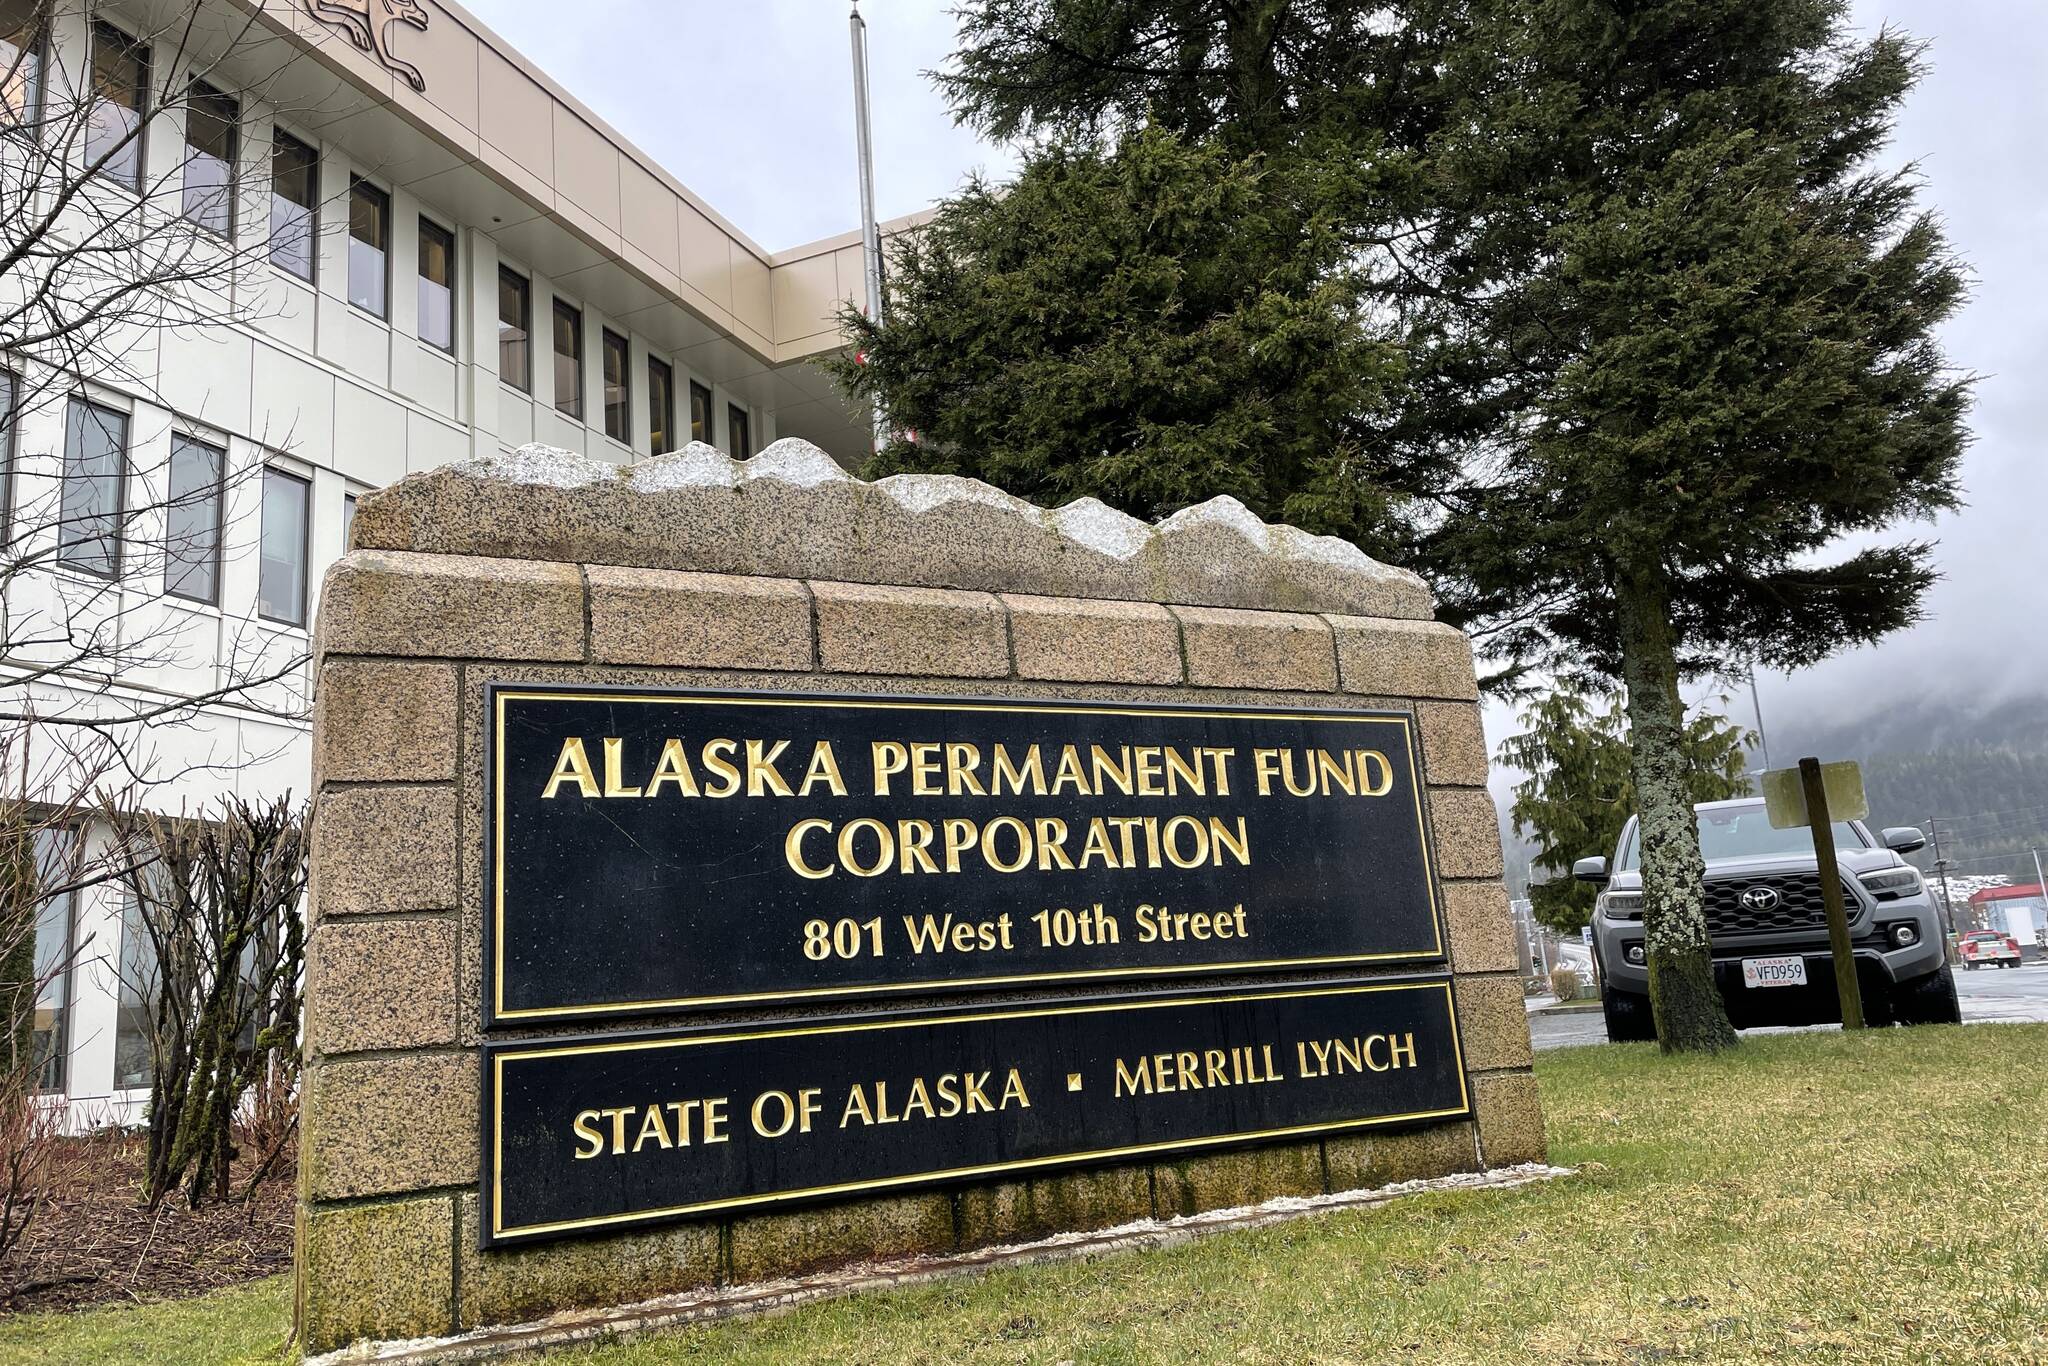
(482, 978, 1468, 1246)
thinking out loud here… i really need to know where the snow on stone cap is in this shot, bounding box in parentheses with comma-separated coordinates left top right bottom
(349, 438, 1434, 620)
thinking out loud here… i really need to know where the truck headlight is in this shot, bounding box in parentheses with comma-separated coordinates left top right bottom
(1856, 867, 1924, 901)
(1598, 891, 1643, 921)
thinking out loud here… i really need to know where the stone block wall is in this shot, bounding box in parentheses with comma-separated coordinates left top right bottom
(297, 440, 1541, 1354)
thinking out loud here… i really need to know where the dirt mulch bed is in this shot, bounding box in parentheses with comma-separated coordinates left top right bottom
(4, 1133, 295, 1314)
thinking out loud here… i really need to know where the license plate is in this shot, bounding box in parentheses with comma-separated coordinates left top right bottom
(1742, 956, 1807, 988)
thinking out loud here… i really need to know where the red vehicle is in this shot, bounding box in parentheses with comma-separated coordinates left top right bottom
(1958, 929, 2023, 969)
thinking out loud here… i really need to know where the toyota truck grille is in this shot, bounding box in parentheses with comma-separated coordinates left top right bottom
(1702, 876, 1852, 937)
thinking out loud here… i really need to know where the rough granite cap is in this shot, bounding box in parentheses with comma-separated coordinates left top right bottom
(347, 439, 1435, 620)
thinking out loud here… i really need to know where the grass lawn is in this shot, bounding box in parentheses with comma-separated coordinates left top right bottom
(5, 1024, 2043, 1364)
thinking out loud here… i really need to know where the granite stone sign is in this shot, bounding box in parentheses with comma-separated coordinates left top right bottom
(297, 438, 1541, 1356)
(488, 686, 1446, 1023)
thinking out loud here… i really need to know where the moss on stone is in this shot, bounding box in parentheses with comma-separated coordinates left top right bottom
(1153, 1140, 1326, 1219)
(1324, 1120, 1479, 1193)
(456, 1194, 719, 1328)
(726, 1193, 956, 1283)
(956, 1164, 1154, 1249)
(298, 1196, 454, 1353)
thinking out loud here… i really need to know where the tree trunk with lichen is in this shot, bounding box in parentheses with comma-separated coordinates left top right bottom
(1616, 566, 1739, 1053)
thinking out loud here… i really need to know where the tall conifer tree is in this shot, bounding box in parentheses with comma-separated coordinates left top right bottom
(873, 0, 1968, 1050)
(1407, 0, 1969, 1049)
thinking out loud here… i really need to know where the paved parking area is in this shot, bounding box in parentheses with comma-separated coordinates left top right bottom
(1528, 959, 2048, 1049)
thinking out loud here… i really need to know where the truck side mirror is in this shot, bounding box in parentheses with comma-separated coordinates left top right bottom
(1882, 826, 1927, 854)
(1572, 856, 1609, 883)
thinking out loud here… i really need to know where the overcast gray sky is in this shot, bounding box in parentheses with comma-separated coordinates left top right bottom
(474, 0, 2042, 747)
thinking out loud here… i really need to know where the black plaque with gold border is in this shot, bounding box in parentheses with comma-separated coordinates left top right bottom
(484, 685, 1446, 1026)
(481, 978, 1469, 1247)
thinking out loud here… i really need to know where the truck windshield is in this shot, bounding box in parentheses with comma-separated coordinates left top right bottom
(1618, 806, 1866, 870)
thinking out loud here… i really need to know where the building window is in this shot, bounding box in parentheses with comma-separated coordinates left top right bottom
(601, 329, 630, 444)
(0, 368, 15, 537)
(346, 177, 389, 317)
(59, 398, 127, 577)
(689, 381, 712, 445)
(258, 466, 309, 626)
(728, 404, 752, 460)
(1, 0, 44, 127)
(648, 357, 675, 455)
(164, 434, 223, 604)
(269, 130, 317, 281)
(342, 491, 357, 548)
(87, 21, 147, 190)
(112, 892, 155, 1091)
(417, 218, 455, 352)
(181, 81, 238, 235)
(497, 268, 531, 391)
(551, 298, 582, 420)
(30, 828, 79, 1094)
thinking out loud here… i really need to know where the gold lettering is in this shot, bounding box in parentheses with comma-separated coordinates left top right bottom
(991, 744, 1046, 796)
(942, 818, 976, 873)
(1358, 750, 1396, 797)
(646, 738, 700, 797)
(798, 741, 849, 796)
(980, 816, 1031, 874)
(909, 742, 943, 796)
(571, 1109, 604, 1159)
(870, 741, 909, 796)
(1051, 745, 1089, 796)
(1000, 1068, 1030, 1109)
(1210, 817, 1251, 866)
(701, 738, 742, 797)
(1133, 746, 1165, 796)
(1034, 817, 1074, 870)
(1162, 815, 1208, 868)
(1115, 1056, 1153, 1096)
(1253, 748, 1282, 796)
(838, 818, 894, 878)
(542, 737, 599, 799)
(1316, 748, 1358, 796)
(1164, 747, 1206, 796)
(899, 819, 939, 875)
(602, 737, 643, 797)
(745, 739, 795, 796)
(633, 1104, 672, 1152)
(1089, 744, 1133, 796)
(785, 819, 834, 879)
(946, 742, 987, 796)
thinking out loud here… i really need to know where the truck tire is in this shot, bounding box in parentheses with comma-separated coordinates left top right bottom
(1893, 965, 1962, 1026)
(1602, 987, 1657, 1042)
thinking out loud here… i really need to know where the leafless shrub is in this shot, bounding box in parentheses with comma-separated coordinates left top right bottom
(107, 792, 304, 1209)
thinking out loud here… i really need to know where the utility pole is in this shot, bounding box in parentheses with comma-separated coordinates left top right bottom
(1747, 665, 1771, 772)
(1927, 814, 1959, 954)
(2032, 848, 2047, 958)
(849, 2, 886, 451)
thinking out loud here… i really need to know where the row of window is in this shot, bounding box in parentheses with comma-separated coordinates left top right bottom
(1, 374, 321, 627)
(2, 9, 761, 457)
(494, 271, 752, 455)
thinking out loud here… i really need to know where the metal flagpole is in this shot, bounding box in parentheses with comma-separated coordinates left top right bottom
(849, 3, 885, 451)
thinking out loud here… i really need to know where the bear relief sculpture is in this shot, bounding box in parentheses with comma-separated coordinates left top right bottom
(304, 0, 430, 93)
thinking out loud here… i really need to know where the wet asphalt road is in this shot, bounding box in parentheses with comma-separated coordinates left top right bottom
(1528, 959, 2048, 1049)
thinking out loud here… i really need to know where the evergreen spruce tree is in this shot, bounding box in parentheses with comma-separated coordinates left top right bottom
(1501, 690, 1753, 933)
(884, 0, 1969, 1052)
(1409, 0, 1970, 1049)
(831, 129, 1409, 544)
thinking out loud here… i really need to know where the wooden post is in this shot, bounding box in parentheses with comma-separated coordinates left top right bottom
(1799, 756, 1865, 1029)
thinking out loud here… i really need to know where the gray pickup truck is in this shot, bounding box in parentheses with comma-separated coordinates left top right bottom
(1576, 797, 1959, 1040)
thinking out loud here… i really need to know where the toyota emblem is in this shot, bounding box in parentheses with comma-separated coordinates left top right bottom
(1739, 885, 1781, 912)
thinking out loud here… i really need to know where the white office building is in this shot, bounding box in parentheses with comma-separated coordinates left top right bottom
(1, 0, 881, 1116)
